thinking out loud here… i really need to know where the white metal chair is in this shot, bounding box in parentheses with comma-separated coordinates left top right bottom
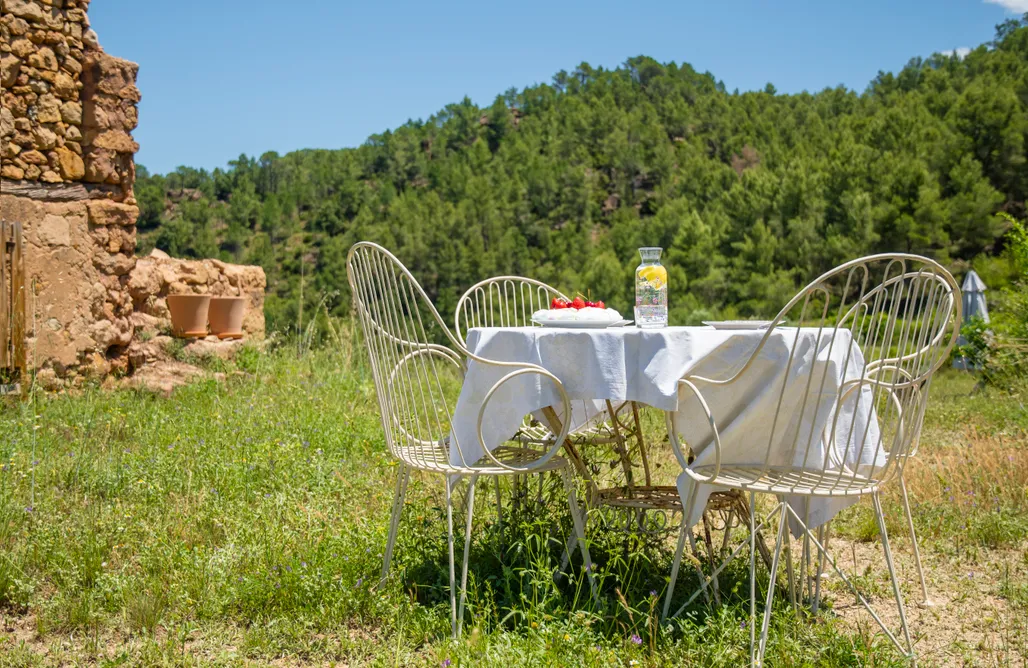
(660, 254, 960, 665)
(347, 242, 595, 639)
(454, 277, 645, 501)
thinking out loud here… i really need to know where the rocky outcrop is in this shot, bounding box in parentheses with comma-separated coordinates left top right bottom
(127, 250, 266, 340)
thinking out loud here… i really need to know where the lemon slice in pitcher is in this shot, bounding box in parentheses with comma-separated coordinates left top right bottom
(637, 265, 667, 289)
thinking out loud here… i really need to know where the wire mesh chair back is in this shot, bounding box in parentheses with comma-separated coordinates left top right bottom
(686, 254, 961, 496)
(347, 242, 473, 470)
(455, 276, 568, 343)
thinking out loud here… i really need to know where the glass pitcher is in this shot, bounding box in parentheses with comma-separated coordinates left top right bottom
(635, 247, 668, 328)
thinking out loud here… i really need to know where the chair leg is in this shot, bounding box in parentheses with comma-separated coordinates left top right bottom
(662, 513, 689, 621)
(380, 464, 409, 584)
(445, 475, 458, 638)
(899, 471, 931, 606)
(784, 524, 798, 618)
(562, 467, 597, 602)
(688, 526, 713, 605)
(457, 475, 478, 638)
(495, 476, 504, 535)
(786, 504, 909, 656)
(872, 492, 913, 657)
(756, 500, 789, 665)
(812, 522, 828, 614)
(749, 491, 757, 667)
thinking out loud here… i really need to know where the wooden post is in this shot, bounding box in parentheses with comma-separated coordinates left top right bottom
(0, 221, 9, 371)
(12, 221, 25, 383)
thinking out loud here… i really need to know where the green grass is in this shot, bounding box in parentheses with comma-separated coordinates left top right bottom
(0, 347, 1023, 666)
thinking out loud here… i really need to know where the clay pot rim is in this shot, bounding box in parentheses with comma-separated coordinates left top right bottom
(209, 296, 245, 301)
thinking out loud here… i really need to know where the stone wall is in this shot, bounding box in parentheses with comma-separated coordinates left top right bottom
(1, 0, 140, 383)
(1, 0, 137, 196)
(128, 250, 267, 340)
(0, 194, 137, 381)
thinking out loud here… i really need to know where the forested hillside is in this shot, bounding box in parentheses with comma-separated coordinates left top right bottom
(135, 17, 1028, 331)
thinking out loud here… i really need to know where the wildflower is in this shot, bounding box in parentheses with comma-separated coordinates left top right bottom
(356, 577, 364, 587)
(563, 634, 571, 641)
(441, 660, 451, 668)
(630, 634, 642, 645)
(650, 590, 657, 597)
(740, 619, 748, 629)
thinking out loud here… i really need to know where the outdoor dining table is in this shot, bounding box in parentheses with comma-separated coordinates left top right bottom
(450, 325, 883, 534)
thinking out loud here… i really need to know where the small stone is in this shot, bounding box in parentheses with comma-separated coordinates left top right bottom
(34, 93, 61, 123)
(53, 71, 76, 98)
(32, 125, 57, 149)
(0, 107, 13, 136)
(60, 101, 82, 124)
(14, 118, 31, 132)
(0, 165, 25, 180)
(55, 146, 84, 179)
(0, 54, 19, 87)
(65, 139, 80, 154)
(61, 56, 81, 76)
(8, 18, 30, 36)
(82, 28, 98, 49)
(10, 39, 34, 58)
(5, 0, 45, 23)
(40, 169, 61, 183)
(23, 164, 41, 180)
(28, 46, 58, 71)
(19, 149, 47, 164)
(65, 127, 81, 143)
(29, 79, 49, 94)
(91, 130, 138, 153)
(1, 141, 21, 159)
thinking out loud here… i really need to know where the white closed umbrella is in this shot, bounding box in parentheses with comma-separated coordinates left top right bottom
(961, 270, 989, 324)
(954, 270, 989, 369)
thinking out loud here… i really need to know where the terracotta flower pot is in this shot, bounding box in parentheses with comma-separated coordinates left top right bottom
(208, 296, 246, 340)
(166, 294, 211, 338)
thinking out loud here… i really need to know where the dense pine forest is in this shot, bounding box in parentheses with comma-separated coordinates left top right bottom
(135, 17, 1028, 332)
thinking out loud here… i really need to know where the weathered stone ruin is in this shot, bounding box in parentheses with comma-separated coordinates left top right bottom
(1, 0, 265, 389)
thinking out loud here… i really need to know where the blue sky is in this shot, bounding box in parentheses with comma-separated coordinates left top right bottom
(87, 0, 1025, 175)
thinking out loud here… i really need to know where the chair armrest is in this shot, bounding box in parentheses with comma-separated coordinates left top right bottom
(665, 377, 723, 484)
(474, 364, 572, 472)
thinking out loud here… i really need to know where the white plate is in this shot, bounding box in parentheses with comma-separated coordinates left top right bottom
(533, 318, 632, 329)
(702, 320, 774, 330)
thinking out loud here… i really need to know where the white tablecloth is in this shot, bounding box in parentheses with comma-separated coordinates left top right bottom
(450, 326, 880, 533)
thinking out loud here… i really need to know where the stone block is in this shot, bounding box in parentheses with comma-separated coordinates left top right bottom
(56, 145, 84, 179)
(86, 199, 139, 226)
(0, 54, 20, 87)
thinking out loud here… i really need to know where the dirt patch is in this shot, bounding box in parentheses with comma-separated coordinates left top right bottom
(816, 535, 1028, 666)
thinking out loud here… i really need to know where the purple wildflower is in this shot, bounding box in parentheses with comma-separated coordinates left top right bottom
(630, 634, 642, 645)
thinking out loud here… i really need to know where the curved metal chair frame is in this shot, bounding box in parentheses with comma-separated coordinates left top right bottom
(661, 254, 961, 665)
(455, 277, 647, 505)
(347, 243, 596, 639)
